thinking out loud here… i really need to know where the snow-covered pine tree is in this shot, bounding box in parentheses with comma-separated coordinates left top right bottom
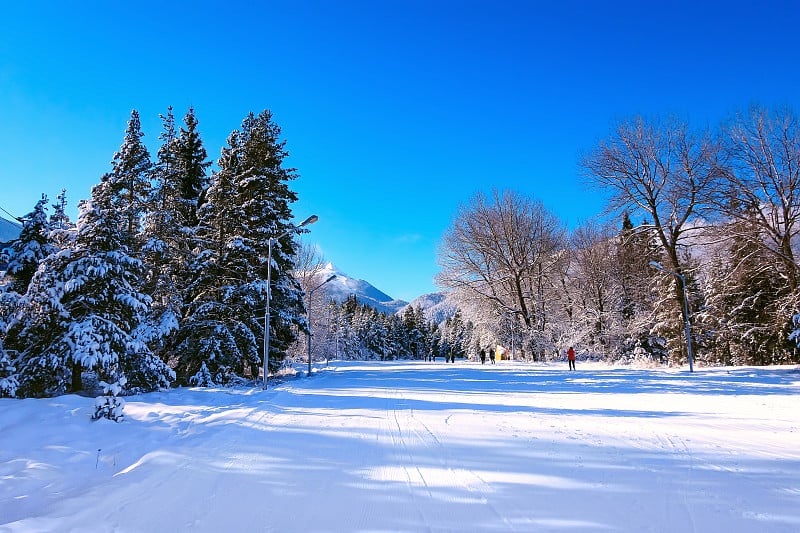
(613, 214, 663, 361)
(139, 108, 211, 366)
(384, 313, 405, 360)
(238, 111, 304, 374)
(361, 306, 388, 360)
(175, 110, 303, 383)
(444, 309, 468, 360)
(8, 174, 174, 397)
(107, 109, 152, 253)
(333, 296, 359, 360)
(427, 321, 443, 360)
(700, 212, 792, 365)
(790, 315, 800, 348)
(92, 375, 127, 422)
(4, 195, 57, 295)
(48, 189, 76, 251)
(0, 337, 18, 398)
(3, 252, 72, 396)
(174, 107, 211, 228)
(401, 305, 424, 359)
(138, 107, 185, 361)
(49, 189, 70, 230)
(188, 361, 214, 387)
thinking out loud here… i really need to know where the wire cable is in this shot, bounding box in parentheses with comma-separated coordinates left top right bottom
(0, 204, 23, 222)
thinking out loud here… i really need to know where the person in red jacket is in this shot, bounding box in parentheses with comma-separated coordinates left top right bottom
(567, 346, 576, 371)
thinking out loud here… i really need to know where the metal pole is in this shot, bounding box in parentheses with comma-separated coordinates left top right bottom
(263, 215, 319, 390)
(326, 304, 330, 368)
(263, 237, 273, 390)
(307, 289, 312, 376)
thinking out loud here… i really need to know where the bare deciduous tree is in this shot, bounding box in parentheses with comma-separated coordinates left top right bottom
(291, 241, 335, 362)
(718, 105, 800, 293)
(581, 116, 719, 360)
(570, 221, 619, 350)
(436, 189, 566, 358)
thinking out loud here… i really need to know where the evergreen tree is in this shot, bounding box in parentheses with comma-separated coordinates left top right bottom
(700, 214, 792, 365)
(384, 313, 405, 360)
(139, 107, 211, 366)
(48, 189, 76, 251)
(401, 305, 425, 359)
(106, 109, 152, 252)
(8, 175, 174, 397)
(614, 215, 664, 361)
(49, 189, 70, 231)
(174, 107, 211, 228)
(445, 309, 468, 360)
(176, 110, 302, 382)
(336, 295, 359, 359)
(138, 107, 184, 360)
(0, 337, 17, 397)
(5, 195, 56, 295)
(427, 322, 442, 360)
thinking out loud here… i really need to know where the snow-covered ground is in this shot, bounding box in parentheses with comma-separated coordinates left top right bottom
(2, 360, 799, 532)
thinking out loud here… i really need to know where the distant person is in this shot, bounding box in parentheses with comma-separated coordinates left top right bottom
(489, 348, 496, 365)
(480, 349, 486, 365)
(567, 346, 576, 371)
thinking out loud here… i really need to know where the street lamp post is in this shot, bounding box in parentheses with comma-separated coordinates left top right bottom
(307, 274, 336, 376)
(649, 261, 694, 372)
(263, 215, 318, 390)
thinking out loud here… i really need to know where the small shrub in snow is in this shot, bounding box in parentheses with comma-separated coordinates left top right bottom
(188, 362, 214, 387)
(92, 377, 126, 422)
(0, 350, 18, 398)
(790, 313, 800, 346)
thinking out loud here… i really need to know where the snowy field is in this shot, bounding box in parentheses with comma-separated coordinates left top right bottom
(2, 360, 799, 533)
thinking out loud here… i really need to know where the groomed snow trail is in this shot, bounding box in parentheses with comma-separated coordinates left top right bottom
(1, 361, 799, 532)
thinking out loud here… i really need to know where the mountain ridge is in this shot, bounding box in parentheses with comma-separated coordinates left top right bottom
(317, 262, 408, 315)
(399, 291, 457, 324)
(0, 215, 21, 244)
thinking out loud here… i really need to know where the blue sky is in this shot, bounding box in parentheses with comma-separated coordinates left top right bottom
(2, 1, 799, 302)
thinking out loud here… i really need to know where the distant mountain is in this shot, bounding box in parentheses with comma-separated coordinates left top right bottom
(0, 215, 21, 245)
(399, 291, 457, 325)
(317, 263, 408, 315)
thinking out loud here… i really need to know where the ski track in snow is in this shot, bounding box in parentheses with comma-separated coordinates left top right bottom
(1, 361, 800, 532)
(382, 387, 513, 530)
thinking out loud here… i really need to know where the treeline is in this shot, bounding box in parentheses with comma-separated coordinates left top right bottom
(438, 105, 800, 367)
(308, 296, 472, 362)
(0, 107, 306, 397)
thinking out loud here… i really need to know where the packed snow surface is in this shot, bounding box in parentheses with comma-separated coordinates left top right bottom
(2, 361, 799, 532)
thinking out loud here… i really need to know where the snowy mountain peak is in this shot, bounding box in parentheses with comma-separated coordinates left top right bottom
(399, 291, 456, 324)
(314, 262, 407, 315)
(320, 262, 348, 279)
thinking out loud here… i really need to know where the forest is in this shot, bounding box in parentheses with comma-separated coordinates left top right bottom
(1, 104, 799, 399)
(297, 106, 800, 371)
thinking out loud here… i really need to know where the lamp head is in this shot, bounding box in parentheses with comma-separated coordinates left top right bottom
(298, 215, 318, 228)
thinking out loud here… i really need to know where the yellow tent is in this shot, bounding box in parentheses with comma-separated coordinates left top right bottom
(495, 345, 510, 361)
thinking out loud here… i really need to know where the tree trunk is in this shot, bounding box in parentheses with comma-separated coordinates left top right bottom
(71, 360, 83, 393)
